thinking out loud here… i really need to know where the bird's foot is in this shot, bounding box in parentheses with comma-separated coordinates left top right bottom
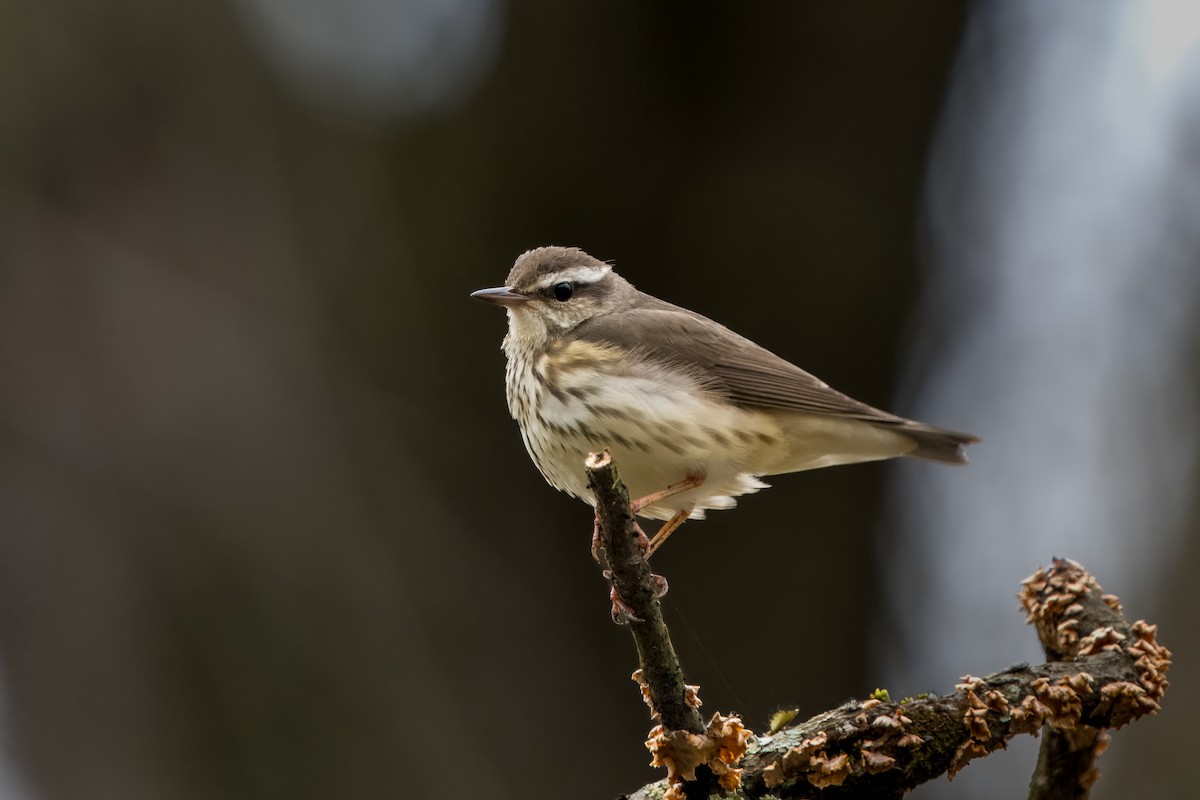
(592, 517, 652, 562)
(591, 515, 603, 562)
(610, 586, 642, 624)
(633, 520, 652, 554)
(608, 573, 668, 625)
(630, 473, 705, 515)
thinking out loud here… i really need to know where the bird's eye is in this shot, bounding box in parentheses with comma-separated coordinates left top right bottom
(552, 282, 574, 301)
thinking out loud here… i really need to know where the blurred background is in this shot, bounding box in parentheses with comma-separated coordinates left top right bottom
(0, 1, 1195, 799)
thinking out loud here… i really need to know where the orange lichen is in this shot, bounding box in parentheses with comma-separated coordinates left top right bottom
(762, 761, 785, 789)
(1127, 620, 1172, 703)
(956, 675, 984, 693)
(1076, 626, 1126, 656)
(872, 713, 904, 732)
(631, 669, 655, 718)
(1055, 618, 1080, 647)
(807, 752, 851, 788)
(767, 730, 863, 789)
(1029, 674, 1091, 729)
(1018, 562, 1170, 729)
(1080, 730, 1112, 789)
(1009, 693, 1049, 735)
(964, 690, 992, 740)
(752, 561, 1168, 793)
(861, 748, 896, 774)
(1019, 558, 1107, 654)
(1065, 672, 1094, 693)
(630, 669, 702, 721)
(645, 712, 752, 800)
(1095, 681, 1158, 728)
(957, 675, 1038, 774)
(948, 740, 989, 779)
(781, 732, 827, 774)
(983, 690, 1009, 713)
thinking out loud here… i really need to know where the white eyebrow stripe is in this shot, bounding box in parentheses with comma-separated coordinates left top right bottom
(531, 264, 611, 290)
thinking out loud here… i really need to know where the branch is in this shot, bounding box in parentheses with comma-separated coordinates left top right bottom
(585, 450, 705, 735)
(1022, 559, 1152, 800)
(732, 555, 1169, 798)
(589, 451, 758, 800)
(585, 450, 1172, 799)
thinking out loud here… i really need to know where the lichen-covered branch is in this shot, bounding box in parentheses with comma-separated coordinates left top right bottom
(582, 454, 1170, 799)
(618, 558, 1170, 799)
(585, 449, 705, 736)
(1022, 558, 1161, 800)
(587, 451, 753, 800)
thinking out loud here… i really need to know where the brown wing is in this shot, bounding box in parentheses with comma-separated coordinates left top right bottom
(568, 302, 979, 463)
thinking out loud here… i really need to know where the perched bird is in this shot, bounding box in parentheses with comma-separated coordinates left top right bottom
(472, 246, 978, 554)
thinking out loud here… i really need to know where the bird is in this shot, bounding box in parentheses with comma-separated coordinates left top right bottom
(472, 246, 978, 556)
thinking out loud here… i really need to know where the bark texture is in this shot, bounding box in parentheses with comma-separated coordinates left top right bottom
(587, 453, 1172, 799)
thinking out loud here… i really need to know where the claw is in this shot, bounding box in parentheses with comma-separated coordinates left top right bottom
(610, 586, 644, 625)
(596, 505, 670, 623)
(632, 521, 652, 554)
(591, 515, 603, 562)
(606, 571, 667, 623)
(594, 516, 652, 561)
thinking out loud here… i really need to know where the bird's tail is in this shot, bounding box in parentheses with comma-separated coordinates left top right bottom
(899, 423, 980, 465)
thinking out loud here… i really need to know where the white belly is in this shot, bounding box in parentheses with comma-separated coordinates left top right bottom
(504, 340, 915, 520)
(506, 348, 774, 519)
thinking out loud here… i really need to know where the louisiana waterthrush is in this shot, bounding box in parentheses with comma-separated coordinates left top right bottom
(472, 246, 978, 553)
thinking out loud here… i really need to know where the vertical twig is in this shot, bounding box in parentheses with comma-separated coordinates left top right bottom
(1022, 558, 1148, 800)
(585, 450, 705, 734)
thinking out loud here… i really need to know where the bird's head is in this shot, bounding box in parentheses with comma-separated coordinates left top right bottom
(471, 246, 635, 350)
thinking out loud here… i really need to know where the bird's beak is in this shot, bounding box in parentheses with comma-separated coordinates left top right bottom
(471, 286, 530, 307)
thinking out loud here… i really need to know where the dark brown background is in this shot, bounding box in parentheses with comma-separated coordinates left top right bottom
(0, 2, 1189, 799)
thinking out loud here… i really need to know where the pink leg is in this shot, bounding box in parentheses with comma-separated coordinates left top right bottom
(600, 472, 703, 625)
(610, 586, 643, 624)
(591, 516, 602, 562)
(609, 574, 669, 625)
(646, 508, 692, 557)
(592, 514, 651, 562)
(630, 473, 705, 515)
